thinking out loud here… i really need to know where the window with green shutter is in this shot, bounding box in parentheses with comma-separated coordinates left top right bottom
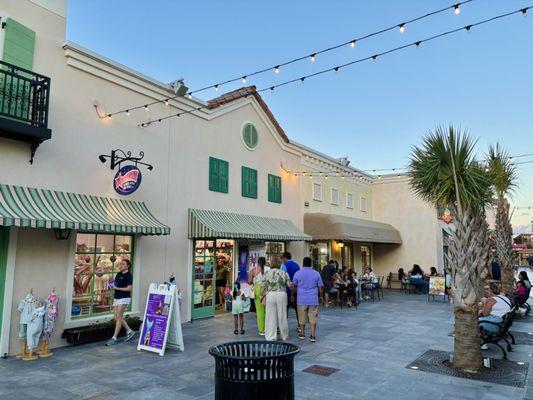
(1, 18, 36, 119)
(268, 174, 282, 204)
(209, 157, 229, 193)
(241, 166, 257, 199)
(242, 122, 258, 150)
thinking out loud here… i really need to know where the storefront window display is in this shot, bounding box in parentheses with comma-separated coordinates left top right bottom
(309, 242, 329, 271)
(193, 239, 234, 319)
(72, 233, 133, 318)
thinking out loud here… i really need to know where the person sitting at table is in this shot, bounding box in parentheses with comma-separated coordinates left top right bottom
(361, 267, 378, 299)
(409, 264, 428, 294)
(430, 267, 438, 277)
(479, 282, 512, 334)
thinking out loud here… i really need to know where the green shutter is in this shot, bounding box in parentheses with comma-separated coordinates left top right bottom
(3, 18, 36, 69)
(1, 18, 36, 119)
(209, 157, 229, 193)
(242, 166, 257, 199)
(268, 174, 282, 204)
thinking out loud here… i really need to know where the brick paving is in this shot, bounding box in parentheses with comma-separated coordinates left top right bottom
(1, 291, 531, 399)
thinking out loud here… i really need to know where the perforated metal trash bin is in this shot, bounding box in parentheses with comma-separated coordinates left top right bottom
(208, 340, 300, 400)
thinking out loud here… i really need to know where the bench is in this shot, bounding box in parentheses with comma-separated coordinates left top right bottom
(479, 309, 517, 359)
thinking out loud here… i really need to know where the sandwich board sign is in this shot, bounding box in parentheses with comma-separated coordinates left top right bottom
(137, 283, 184, 356)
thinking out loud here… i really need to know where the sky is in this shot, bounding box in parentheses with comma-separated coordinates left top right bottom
(66, 0, 533, 231)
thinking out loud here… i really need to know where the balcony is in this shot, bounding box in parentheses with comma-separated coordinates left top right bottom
(0, 59, 51, 163)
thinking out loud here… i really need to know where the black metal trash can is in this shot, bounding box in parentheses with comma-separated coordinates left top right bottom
(208, 340, 300, 400)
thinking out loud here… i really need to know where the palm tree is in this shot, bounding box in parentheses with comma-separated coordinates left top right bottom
(487, 144, 517, 296)
(409, 126, 493, 372)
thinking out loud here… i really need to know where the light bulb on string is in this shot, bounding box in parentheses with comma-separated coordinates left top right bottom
(324, 175, 328, 180)
(188, 93, 192, 99)
(242, 76, 247, 83)
(107, 114, 112, 120)
(350, 40, 356, 48)
(454, 4, 460, 15)
(274, 66, 280, 74)
(310, 54, 316, 62)
(164, 99, 169, 106)
(144, 105, 149, 111)
(334, 67, 340, 74)
(214, 85, 219, 92)
(125, 110, 130, 116)
(399, 23, 406, 33)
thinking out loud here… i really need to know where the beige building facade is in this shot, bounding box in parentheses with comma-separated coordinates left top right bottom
(0, 0, 447, 356)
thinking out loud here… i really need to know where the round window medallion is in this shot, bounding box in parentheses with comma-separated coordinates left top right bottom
(242, 123, 258, 150)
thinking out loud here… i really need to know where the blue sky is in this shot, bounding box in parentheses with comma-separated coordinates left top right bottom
(66, 0, 533, 229)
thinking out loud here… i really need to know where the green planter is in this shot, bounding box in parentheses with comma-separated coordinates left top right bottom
(61, 316, 142, 345)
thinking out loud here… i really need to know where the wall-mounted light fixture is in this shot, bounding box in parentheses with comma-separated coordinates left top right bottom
(337, 242, 344, 249)
(98, 149, 154, 171)
(54, 228, 72, 240)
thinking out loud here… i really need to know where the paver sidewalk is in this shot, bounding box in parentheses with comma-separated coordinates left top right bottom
(1, 291, 531, 399)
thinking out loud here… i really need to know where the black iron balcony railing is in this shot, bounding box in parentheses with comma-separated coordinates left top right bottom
(0, 59, 51, 163)
(0, 59, 50, 127)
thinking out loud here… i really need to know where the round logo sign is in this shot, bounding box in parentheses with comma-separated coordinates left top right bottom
(114, 165, 142, 195)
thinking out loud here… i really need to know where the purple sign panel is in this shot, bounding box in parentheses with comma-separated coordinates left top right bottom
(140, 293, 172, 350)
(114, 165, 142, 195)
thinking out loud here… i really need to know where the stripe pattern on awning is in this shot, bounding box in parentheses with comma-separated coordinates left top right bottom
(188, 208, 311, 241)
(0, 184, 170, 235)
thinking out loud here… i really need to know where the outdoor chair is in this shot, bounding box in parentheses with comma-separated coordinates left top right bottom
(362, 281, 379, 301)
(378, 276, 385, 299)
(479, 309, 516, 360)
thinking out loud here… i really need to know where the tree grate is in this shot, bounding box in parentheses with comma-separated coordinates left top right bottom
(406, 349, 528, 387)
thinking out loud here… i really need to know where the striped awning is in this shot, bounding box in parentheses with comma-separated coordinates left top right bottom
(0, 184, 170, 235)
(188, 208, 311, 241)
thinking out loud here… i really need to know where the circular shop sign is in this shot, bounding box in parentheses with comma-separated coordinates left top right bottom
(114, 165, 142, 195)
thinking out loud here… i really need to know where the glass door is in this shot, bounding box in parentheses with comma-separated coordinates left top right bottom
(192, 240, 216, 319)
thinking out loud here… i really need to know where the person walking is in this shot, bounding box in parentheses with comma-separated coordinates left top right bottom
(248, 256, 267, 336)
(293, 257, 323, 342)
(106, 259, 136, 346)
(262, 257, 293, 341)
(320, 260, 337, 307)
(281, 252, 300, 331)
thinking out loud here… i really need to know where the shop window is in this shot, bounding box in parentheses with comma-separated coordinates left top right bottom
(242, 122, 259, 150)
(346, 192, 354, 209)
(360, 196, 368, 212)
(72, 233, 133, 319)
(241, 166, 258, 199)
(268, 174, 282, 204)
(313, 182, 322, 201)
(331, 188, 339, 205)
(209, 157, 229, 193)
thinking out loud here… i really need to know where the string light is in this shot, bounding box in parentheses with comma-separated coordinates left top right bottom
(310, 54, 316, 62)
(164, 99, 169, 106)
(137, 5, 530, 128)
(399, 23, 406, 33)
(107, 114, 112, 120)
(454, 4, 461, 15)
(214, 85, 219, 91)
(100, 1, 474, 119)
(144, 105, 149, 111)
(126, 110, 130, 116)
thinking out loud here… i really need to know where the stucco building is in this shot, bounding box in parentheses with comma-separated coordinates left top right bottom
(0, 0, 447, 356)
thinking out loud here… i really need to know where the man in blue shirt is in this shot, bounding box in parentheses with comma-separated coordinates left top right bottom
(281, 251, 300, 331)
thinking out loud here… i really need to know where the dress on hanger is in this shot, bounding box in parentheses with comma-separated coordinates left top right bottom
(27, 304, 45, 350)
(17, 294, 36, 340)
(43, 292, 58, 342)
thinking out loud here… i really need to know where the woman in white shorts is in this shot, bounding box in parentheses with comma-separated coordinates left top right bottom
(106, 259, 136, 346)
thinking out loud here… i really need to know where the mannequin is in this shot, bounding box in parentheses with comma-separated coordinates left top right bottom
(23, 300, 45, 361)
(17, 289, 35, 359)
(39, 289, 58, 357)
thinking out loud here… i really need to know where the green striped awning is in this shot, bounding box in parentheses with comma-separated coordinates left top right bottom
(0, 184, 170, 235)
(188, 208, 311, 241)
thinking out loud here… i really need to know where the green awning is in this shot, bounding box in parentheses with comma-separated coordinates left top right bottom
(0, 184, 170, 235)
(188, 208, 311, 241)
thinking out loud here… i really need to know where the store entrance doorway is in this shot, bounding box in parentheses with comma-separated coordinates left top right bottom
(0, 227, 9, 338)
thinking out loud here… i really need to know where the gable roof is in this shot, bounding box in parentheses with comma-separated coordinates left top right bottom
(208, 86, 289, 144)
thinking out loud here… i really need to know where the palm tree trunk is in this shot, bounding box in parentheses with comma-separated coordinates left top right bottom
(453, 306, 483, 372)
(496, 198, 514, 296)
(449, 206, 491, 372)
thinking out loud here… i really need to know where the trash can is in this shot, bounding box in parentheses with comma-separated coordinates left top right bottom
(208, 340, 300, 400)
